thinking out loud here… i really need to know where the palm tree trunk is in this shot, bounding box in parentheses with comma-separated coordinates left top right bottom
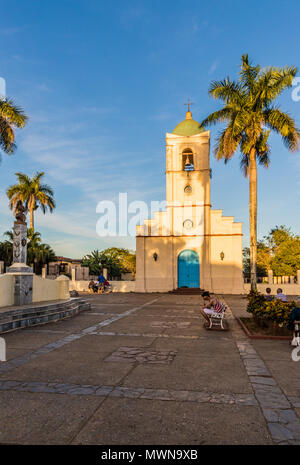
(30, 208, 34, 231)
(249, 147, 257, 292)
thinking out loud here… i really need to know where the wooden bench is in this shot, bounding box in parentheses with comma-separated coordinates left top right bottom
(208, 302, 227, 330)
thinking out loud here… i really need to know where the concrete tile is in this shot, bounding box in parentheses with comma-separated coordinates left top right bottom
(72, 398, 272, 445)
(0, 346, 134, 385)
(0, 390, 103, 444)
(123, 352, 253, 394)
(263, 360, 300, 397)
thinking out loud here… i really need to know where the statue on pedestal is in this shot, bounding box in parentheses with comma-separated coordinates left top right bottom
(14, 200, 27, 225)
(7, 201, 33, 305)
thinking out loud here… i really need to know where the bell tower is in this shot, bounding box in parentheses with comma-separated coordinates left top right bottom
(165, 109, 211, 240)
(136, 105, 243, 294)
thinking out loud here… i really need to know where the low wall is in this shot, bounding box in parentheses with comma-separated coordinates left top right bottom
(69, 280, 300, 295)
(243, 283, 300, 296)
(0, 274, 14, 307)
(69, 280, 136, 293)
(33, 275, 70, 302)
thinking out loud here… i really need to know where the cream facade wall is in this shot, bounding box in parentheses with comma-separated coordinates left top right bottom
(0, 274, 14, 307)
(33, 275, 69, 303)
(210, 210, 244, 293)
(136, 115, 244, 294)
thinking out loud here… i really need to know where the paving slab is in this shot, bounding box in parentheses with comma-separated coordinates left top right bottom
(123, 350, 252, 393)
(253, 340, 293, 362)
(2, 292, 296, 445)
(0, 390, 103, 444)
(2, 330, 69, 351)
(0, 340, 137, 385)
(140, 305, 201, 317)
(155, 295, 203, 306)
(105, 317, 169, 335)
(260, 360, 300, 397)
(5, 347, 31, 361)
(83, 294, 162, 305)
(26, 313, 109, 334)
(57, 334, 156, 355)
(72, 398, 272, 445)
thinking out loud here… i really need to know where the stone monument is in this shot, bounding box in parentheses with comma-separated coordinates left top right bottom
(7, 201, 33, 305)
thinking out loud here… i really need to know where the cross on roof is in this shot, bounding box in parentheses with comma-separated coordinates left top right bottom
(184, 98, 194, 112)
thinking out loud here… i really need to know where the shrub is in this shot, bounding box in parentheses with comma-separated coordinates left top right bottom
(246, 291, 295, 327)
(247, 291, 266, 314)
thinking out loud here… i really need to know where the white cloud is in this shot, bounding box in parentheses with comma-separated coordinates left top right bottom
(0, 27, 19, 35)
(208, 61, 219, 75)
(36, 83, 51, 93)
(35, 210, 97, 239)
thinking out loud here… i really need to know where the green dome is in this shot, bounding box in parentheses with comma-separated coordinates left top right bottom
(172, 111, 204, 136)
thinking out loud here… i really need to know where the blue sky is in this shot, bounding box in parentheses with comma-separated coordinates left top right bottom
(0, 0, 300, 257)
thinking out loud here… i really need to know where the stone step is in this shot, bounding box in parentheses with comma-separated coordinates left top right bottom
(169, 288, 205, 295)
(0, 300, 78, 323)
(0, 299, 90, 334)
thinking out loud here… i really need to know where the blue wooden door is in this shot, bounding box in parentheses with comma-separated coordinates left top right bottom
(178, 250, 200, 288)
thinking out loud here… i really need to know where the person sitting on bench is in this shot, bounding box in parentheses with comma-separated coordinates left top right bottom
(200, 291, 224, 328)
(275, 288, 287, 302)
(265, 287, 273, 301)
(88, 279, 95, 293)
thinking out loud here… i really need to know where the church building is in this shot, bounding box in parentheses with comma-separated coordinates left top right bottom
(136, 108, 244, 294)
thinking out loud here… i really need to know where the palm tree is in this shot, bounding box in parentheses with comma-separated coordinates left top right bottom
(0, 239, 13, 270)
(26, 228, 42, 269)
(6, 172, 55, 230)
(0, 98, 28, 157)
(4, 228, 56, 273)
(201, 54, 299, 291)
(35, 243, 56, 274)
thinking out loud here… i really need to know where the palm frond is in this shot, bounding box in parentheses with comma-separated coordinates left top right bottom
(208, 78, 245, 105)
(264, 108, 299, 151)
(240, 154, 250, 177)
(0, 98, 28, 127)
(214, 126, 240, 160)
(200, 107, 233, 127)
(0, 116, 16, 153)
(239, 54, 260, 93)
(256, 66, 297, 105)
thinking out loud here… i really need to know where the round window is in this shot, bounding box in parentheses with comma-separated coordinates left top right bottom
(183, 219, 193, 230)
(184, 185, 192, 194)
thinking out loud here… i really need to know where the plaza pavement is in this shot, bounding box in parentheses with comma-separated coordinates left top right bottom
(0, 292, 299, 445)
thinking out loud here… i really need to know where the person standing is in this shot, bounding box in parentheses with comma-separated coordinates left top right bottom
(97, 274, 105, 294)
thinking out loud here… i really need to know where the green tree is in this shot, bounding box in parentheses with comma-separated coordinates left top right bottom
(82, 248, 136, 279)
(243, 225, 300, 277)
(264, 225, 298, 254)
(271, 238, 300, 276)
(201, 54, 299, 291)
(0, 240, 12, 270)
(243, 241, 271, 278)
(0, 97, 27, 158)
(6, 171, 55, 231)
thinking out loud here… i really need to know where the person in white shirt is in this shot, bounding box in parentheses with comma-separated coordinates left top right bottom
(275, 288, 287, 302)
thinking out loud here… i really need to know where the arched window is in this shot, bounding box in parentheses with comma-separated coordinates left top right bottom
(182, 148, 194, 171)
